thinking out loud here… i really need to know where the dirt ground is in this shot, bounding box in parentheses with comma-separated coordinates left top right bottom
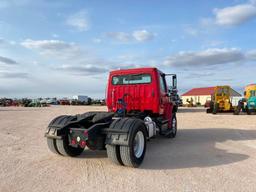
(0, 106, 256, 192)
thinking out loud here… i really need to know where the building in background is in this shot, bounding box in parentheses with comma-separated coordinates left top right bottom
(181, 87, 241, 106)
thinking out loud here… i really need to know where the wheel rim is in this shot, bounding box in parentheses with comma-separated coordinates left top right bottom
(172, 118, 177, 134)
(133, 131, 144, 158)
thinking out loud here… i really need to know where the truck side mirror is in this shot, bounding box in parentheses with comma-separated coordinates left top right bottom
(172, 75, 177, 90)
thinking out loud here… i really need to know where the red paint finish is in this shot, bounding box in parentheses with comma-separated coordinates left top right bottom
(106, 68, 174, 119)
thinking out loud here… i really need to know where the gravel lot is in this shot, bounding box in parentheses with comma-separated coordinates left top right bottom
(0, 106, 256, 192)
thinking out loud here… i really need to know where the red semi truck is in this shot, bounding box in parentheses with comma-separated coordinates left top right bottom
(45, 67, 178, 167)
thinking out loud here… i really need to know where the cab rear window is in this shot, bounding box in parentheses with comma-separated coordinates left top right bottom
(112, 74, 151, 85)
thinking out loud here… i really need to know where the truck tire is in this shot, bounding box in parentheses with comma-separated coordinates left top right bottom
(212, 103, 218, 114)
(56, 136, 84, 157)
(106, 145, 123, 165)
(47, 138, 59, 154)
(119, 119, 147, 168)
(167, 114, 177, 138)
(247, 109, 252, 115)
(234, 103, 241, 115)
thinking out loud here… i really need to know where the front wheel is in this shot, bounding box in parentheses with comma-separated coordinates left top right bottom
(171, 115, 177, 138)
(212, 103, 218, 114)
(119, 119, 147, 168)
(167, 114, 177, 138)
(247, 109, 252, 115)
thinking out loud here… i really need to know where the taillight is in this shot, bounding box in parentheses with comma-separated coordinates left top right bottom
(71, 139, 76, 145)
(80, 140, 86, 148)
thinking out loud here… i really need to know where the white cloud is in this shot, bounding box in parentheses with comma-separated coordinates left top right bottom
(214, 3, 256, 26)
(66, 10, 90, 31)
(56, 65, 108, 75)
(0, 56, 17, 65)
(21, 39, 112, 76)
(163, 48, 245, 67)
(0, 71, 28, 79)
(246, 49, 256, 60)
(106, 32, 131, 42)
(0, 38, 16, 47)
(21, 39, 81, 58)
(132, 30, 155, 41)
(106, 29, 155, 42)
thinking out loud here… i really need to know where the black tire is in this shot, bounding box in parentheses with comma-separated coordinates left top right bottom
(167, 114, 177, 138)
(212, 103, 218, 114)
(47, 138, 60, 154)
(119, 119, 147, 168)
(234, 103, 241, 115)
(106, 145, 123, 165)
(56, 136, 84, 157)
(247, 109, 252, 115)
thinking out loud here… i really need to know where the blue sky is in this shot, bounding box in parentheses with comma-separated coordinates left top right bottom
(0, 0, 256, 98)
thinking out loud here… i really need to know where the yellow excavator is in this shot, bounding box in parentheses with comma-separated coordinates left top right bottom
(206, 86, 234, 114)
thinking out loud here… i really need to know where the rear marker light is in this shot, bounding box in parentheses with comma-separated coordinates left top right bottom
(71, 139, 76, 145)
(80, 140, 86, 148)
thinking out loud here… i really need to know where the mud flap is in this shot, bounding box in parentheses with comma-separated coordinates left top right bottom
(105, 118, 138, 146)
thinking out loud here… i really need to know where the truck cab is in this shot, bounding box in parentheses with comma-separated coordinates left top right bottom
(106, 67, 177, 117)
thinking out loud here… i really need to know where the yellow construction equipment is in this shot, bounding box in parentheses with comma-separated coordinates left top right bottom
(206, 86, 233, 114)
(234, 84, 256, 115)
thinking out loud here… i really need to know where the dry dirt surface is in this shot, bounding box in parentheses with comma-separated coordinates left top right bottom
(0, 106, 256, 192)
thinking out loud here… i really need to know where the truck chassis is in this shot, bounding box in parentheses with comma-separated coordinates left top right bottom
(45, 111, 177, 167)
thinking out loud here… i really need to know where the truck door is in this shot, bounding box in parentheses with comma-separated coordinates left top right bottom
(160, 73, 176, 130)
(159, 73, 173, 118)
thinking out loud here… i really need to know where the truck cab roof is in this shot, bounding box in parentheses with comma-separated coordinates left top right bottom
(110, 67, 164, 75)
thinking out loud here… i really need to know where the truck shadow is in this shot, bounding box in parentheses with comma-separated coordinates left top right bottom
(79, 150, 107, 158)
(141, 128, 255, 170)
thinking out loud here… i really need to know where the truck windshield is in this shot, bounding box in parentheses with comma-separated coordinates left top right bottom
(250, 90, 256, 97)
(217, 87, 229, 96)
(112, 74, 151, 85)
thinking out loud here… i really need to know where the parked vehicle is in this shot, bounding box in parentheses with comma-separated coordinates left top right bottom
(45, 67, 178, 168)
(58, 99, 70, 105)
(206, 86, 234, 114)
(234, 84, 256, 115)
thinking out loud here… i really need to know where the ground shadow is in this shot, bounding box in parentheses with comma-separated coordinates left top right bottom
(178, 107, 207, 113)
(78, 150, 107, 159)
(140, 128, 255, 170)
(76, 128, 255, 170)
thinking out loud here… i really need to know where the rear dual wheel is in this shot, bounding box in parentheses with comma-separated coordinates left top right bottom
(106, 118, 147, 168)
(47, 136, 84, 157)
